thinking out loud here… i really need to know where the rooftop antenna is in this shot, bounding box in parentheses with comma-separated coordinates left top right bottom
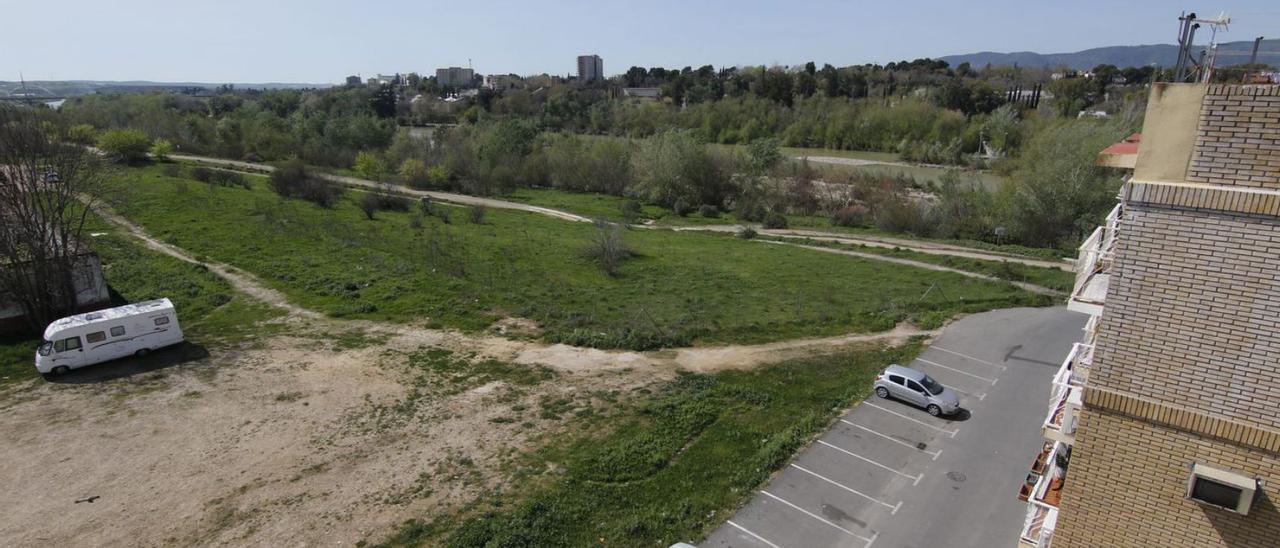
(1175, 11, 1231, 83)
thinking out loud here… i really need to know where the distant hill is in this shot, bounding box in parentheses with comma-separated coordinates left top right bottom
(940, 39, 1280, 70)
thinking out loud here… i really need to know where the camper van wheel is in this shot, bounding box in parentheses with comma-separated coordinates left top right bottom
(135, 348, 150, 358)
(52, 366, 70, 375)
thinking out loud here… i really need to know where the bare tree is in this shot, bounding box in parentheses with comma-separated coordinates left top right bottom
(0, 105, 110, 331)
(581, 219, 634, 277)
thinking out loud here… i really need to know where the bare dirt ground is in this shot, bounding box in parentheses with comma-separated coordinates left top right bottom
(0, 325, 664, 547)
(0, 205, 939, 547)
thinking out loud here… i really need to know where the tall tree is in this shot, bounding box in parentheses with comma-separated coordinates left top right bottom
(0, 106, 111, 331)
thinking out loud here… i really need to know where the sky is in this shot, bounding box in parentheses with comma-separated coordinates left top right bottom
(4, 0, 1279, 83)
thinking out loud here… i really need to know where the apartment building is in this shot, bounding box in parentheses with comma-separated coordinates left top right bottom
(577, 54, 603, 82)
(435, 67, 475, 88)
(1018, 83, 1280, 547)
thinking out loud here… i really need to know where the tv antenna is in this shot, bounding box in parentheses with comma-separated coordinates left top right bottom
(1173, 11, 1231, 83)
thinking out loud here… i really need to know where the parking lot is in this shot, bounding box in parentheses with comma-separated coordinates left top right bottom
(704, 307, 1086, 548)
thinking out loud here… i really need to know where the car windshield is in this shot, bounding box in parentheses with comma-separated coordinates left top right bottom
(920, 374, 944, 395)
(37, 340, 52, 356)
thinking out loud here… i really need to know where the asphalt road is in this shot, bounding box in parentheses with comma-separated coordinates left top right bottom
(703, 306, 1087, 548)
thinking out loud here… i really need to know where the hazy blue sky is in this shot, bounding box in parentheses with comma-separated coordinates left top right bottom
(5, 0, 1278, 83)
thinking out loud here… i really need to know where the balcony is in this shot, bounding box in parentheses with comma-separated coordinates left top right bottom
(1068, 203, 1121, 316)
(1043, 378, 1083, 445)
(1018, 441, 1069, 547)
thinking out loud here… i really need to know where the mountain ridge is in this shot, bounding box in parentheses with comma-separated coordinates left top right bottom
(939, 39, 1280, 70)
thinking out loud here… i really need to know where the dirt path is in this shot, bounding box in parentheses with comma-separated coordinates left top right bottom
(755, 240, 1063, 296)
(170, 154, 593, 223)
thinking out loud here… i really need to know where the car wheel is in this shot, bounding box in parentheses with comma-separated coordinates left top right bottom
(52, 366, 70, 375)
(875, 387, 890, 399)
(135, 348, 150, 358)
(927, 404, 942, 417)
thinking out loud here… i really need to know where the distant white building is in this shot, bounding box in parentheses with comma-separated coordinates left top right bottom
(436, 67, 475, 88)
(622, 87, 661, 100)
(483, 74, 524, 91)
(577, 54, 603, 82)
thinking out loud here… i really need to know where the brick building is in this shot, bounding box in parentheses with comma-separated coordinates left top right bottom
(1017, 83, 1280, 546)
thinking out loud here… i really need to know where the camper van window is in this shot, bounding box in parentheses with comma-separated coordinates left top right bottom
(38, 341, 52, 356)
(110, 326, 126, 337)
(86, 331, 106, 344)
(59, 336, 82, 352)
(154, 316, 170, 326)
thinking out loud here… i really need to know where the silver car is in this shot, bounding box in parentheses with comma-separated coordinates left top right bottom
(873, 364, 961, 416)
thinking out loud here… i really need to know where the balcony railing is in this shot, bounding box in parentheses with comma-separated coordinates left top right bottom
(1068, 203, 1121, 316)
(1043, 380, 1083, 444)
(1019, 502, 1059, 548)
(1055, 342, 1094, 388)
(1019, 440, 1066, 546)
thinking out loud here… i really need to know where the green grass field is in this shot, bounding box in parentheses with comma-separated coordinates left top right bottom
(0, 222, 281, 386)
(100, 165, 1048, 350)
(759, 236, 1076, 293)
(376, 341, 923, 547)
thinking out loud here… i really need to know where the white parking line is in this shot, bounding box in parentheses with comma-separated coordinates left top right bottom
(840, 420, 943, 460)
(790, 463, 901, 513)
(940, 384, 987, 401)
(727, 520, 784, 548)
(864, 402, 960, 438)
(929, 345, 1007, 370)
(815, 440, 923, 484)
(761, 491, 875, 544)
(916, 357, 997, 384)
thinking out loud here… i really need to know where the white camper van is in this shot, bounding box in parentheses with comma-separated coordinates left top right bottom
(35, 298, 184, 375)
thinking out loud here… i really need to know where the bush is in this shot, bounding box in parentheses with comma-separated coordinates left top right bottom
(66, 124, 98, 146)
(269, 158, 345, 208)
(830, 204, 870, 227)
(469, 204, 487, 224)
(97, 129, 152, 164)
(619, 200, 643, 224)
(399, 158, 430, 188)
(359, 194, 380, 220)
(581, 219, 634, 277)
(698, 204, 720, 218)
(736, 226, 758, 239)
(762, 211, 788, 229)
(150, 138, 174, 161)
(191, 166, 213, 182)
(672, 198, 691, 217)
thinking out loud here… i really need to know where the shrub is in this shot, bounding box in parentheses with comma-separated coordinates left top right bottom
(66, 124, 98, 146)
(698, 204, 720, 218)
(150, 138, 174, 161)
(762, 211, 788, 229)
(469, 204, 487, 224)
(269, 158, 345, 208)
(737, 226, 758, 239)
(354, 150, 389, 181)
(359, 194, 380, 220)
(830, 204, 870, 227)
(672, 198, 691, 217)
(618, 200, 643, 224)
(191, 166, 213, 182)
(426, 165, 450, 188)
(399, 158, 430, 188)
(581, 219, 634, 277)
(97, 129, 152, 164)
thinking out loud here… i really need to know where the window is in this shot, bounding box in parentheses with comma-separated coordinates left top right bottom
(888, 375, 905, 386)
(1187, 463, 1258, 515)
(154, 316, 170, 326)
(86, 331, 106, 344)
(920, 375, 944, 395)
(906, 380, 926, 393)
(58, 336, 82, 352)
(110, 326, 126, 337)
